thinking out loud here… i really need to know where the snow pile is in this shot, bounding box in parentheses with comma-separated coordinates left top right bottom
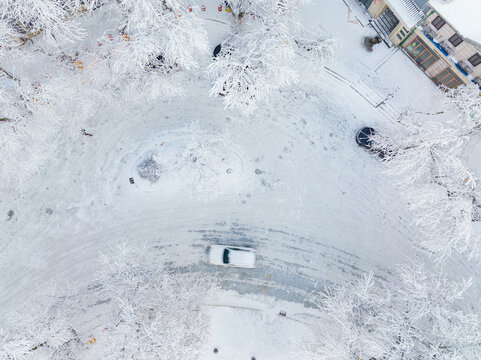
(429, 0, 481, 46)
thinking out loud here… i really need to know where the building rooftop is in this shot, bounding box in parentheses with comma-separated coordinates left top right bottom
(412, 0, 430, 11)
(429, 0, 481, 47)
(388, 0, 425, 28)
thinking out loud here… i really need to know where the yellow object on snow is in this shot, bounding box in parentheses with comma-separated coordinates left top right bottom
(73, 60, 84, 69)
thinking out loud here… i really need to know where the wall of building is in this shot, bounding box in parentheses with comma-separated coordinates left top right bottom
(368, 0, 388, 18)
(401, 29, 471, 86)
(425, 11, 481, 79)
(365, 1, 481, 87)
(389, 22, 410, 46)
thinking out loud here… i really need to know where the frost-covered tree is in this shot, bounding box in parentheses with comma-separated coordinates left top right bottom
(302, 273, 390, 360)
(0, 0, 98, 46)
(0, 1, 104, 191)
(0, 69, 102, 191)
(0, 245, 217, 359)
(379, 261, 479, 360)
(207, 17, 298, 114)
(0, 285, 84, 360)
(0, 0, 209, 190)
(207, 0, 335, 113)
(305, 261, 481, 360)
(95, 244, 217, 359)
(371, 121, 480, 261)
(88, 0, 208, 100)
(446, 83, 481, 130)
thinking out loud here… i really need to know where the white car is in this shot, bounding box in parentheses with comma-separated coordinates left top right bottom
(208, 245, 257, 268)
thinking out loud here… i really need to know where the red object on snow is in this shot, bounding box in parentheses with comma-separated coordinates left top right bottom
(201, 5, 206, 11)
(108, 34, 113, 40)
(98, 42, 102, 46)
(218, 4, 222, 11)
(188, 6, 192, 12)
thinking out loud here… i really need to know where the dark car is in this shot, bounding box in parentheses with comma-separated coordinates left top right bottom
(356, 127, 386, 159)
(213, 44, 222, 58)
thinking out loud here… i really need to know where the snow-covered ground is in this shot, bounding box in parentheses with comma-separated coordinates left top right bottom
(201, 292, 318, 359)
(1, 0, 480, 357)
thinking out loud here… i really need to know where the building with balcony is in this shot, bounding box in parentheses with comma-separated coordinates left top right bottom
(360, 0, 428, 47)
(360, 0, 481, 89)
(405, 0, 481, 89)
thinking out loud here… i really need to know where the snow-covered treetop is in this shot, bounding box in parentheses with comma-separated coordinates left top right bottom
(306, 261, 481, 360)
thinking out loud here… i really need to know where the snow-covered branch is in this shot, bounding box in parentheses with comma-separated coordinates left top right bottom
(370, 122, 480, 261)
(305, 261, 481, 360)
(0, 244, 217, 359)
(95, 243, 217, 359)
(302, 272, 390, 360)
(88, 0, 208, 100)
(0, 284, 84, 360)
(446, 83, 481, 130)
(207, 0, 335, 113)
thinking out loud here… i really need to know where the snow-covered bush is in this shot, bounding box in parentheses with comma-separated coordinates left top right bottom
(305, 261, 481, 360)
(137, 157, 162, 182)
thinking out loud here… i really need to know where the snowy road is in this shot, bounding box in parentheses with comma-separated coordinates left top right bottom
(0, 77, 419, 313)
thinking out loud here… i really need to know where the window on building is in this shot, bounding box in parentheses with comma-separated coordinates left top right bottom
(400, 29, 405, 37)
(448, 33, 463, 47)
(433, 68, 463, 88)
(397, 34, 403, 41)
(468, 53, 481, 67)
(431, 16, 446, 30)
(405, 39, 420, 52)
(404, 37, 439, 70)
